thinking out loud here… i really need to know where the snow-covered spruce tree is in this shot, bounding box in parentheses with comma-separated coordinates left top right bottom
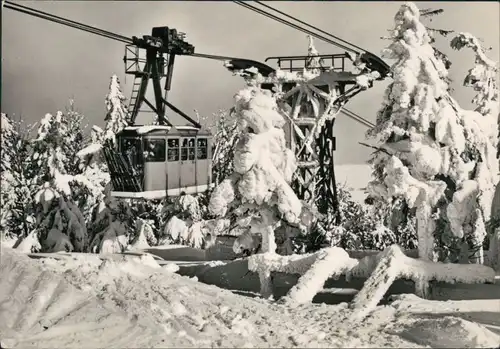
(451, 32, 500, 268)
(16, 112, 92, 253)
(367, 2, 498, 263)
(1, 114, 38, 245)
(104, 74, 129, 142)
(1, 113, 18, 236)
(61, 100, 107, 228)
(208, 83, 304, 254)
(0, 113, 28, 242)
(76, 125, 110, 227)
(63, 100, 87, 175)
(207, 109, 239, 186)
(83, 75, 134, 253)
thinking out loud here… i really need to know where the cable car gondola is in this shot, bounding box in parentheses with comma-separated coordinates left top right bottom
(104, 125, 213, 199)
(4, 0, 390, 207)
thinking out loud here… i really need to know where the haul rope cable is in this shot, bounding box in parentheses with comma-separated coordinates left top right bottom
(253, 1, 369, 54)
(233, 1, 356, 54)
(233, 1, 377, 128)
(4, 0, 375, 128)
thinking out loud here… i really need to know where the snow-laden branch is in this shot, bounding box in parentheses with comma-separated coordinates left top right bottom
(248, 244, 495, 317)
(350, 245, 495, 321)
(451, 32, 499, 119)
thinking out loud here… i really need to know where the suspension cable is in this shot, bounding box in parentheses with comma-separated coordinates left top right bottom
(4, 0, 376, 128)
(233, 1, 357, 54)
(254, 1, 367, 54)
(343, 108, 375, 128)
(3, 1, 133, 44)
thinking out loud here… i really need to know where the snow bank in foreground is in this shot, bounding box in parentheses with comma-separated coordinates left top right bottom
(396, 315, 500, 348)
(0, 248, 158, 348)
(4, 248, 498, 348)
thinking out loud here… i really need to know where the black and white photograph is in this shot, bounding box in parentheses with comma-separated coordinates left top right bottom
(1, 0, 499, 347)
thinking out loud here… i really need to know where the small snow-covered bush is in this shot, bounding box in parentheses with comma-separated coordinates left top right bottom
(293, 185, 417, 253)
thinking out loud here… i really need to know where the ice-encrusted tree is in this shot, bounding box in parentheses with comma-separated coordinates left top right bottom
(1, 113, 23, 239)
(63, 100, 87, 175)
(1, 113, 17, 226)
(366, 2, 498, 263)
(104, 74, 129, 142)
(208, 83, 304, 253)
(450, 33, 499, 120)
(83, 75, 135, 253)
(207, 109, 239, 186)
(1, 114, 38, 242)
(16, 112, 91, 253)
(450, 32, 500, 269)
(76, 125, 110, 226)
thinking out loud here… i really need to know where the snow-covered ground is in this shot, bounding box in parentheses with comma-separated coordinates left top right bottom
(2, 247, 499, 348)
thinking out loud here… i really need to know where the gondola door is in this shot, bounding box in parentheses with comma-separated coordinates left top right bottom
(180, 136, 197, 193)
(166, 138, 180, 195)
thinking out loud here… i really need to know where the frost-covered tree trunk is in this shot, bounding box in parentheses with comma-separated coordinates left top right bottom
(367, 3, 498, 264)
(416, 205, 435, 261)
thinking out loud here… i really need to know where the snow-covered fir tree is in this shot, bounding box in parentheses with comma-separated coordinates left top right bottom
(81, 76, 131, 253)
(209, 83, 306, 254)
(1, 113, 38, 244)
(450, 32, 500, 269)
(206, 109, 239, 186)
(17, 112, 91, 253)
(63, 99, 87, 175)
(76, 125, 110, 227)
(366, 2, 498, 263)
(104, 74, 129, 142)
(1, 113, 18, 232)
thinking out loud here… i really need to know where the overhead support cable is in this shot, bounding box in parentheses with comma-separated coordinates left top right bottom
(232, 1, 356, 53)
(4, 0, 377, 129)
(254, 1, 366, 54)
(4, 1, 133, 44)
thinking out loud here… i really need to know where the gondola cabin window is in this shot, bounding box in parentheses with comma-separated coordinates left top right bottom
(197, 138, 208, 160)
(143, 138, 166, 162)
(167, 139, 179, 161)
(181, 138, 196, 161)
(120, 137, 142, 168)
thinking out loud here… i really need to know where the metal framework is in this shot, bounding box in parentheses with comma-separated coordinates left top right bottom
(3, 0, 390, 216)
(123, 27, 201, 128)
(261, 53, 369, 226)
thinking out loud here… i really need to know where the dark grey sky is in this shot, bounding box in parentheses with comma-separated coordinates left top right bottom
(2, 1, 499, 164)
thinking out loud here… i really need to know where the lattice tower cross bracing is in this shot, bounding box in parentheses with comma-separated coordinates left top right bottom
(260, 53, 367, 226)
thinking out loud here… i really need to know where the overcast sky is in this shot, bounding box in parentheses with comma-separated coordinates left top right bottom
(2, 1, 499, 164)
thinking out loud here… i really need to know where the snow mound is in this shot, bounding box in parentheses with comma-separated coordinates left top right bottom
(397, 315, 500, 348)
(33, 250, 426, 348)
(0, 248, 158, 348)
